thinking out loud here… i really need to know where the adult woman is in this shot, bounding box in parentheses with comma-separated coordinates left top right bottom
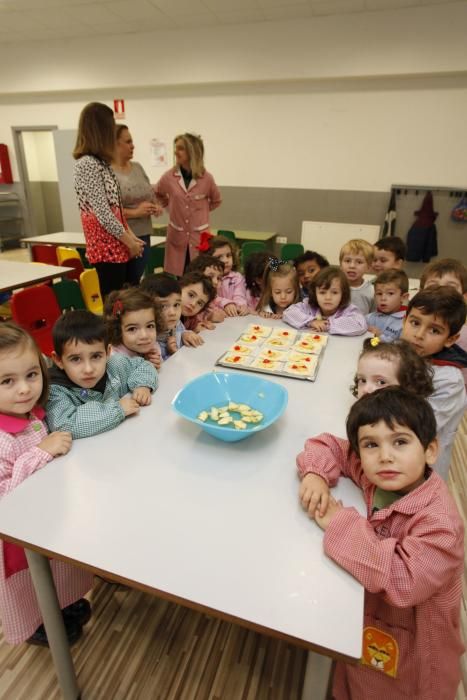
(154, 133, 221, 277)
(73, 102, 144, 296)
(112, 125, 162, 283)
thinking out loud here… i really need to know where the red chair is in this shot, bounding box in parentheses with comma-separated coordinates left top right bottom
(60, 257, 84, 282)
(31, 244, 59, 266)
(11, 285, 61, 356)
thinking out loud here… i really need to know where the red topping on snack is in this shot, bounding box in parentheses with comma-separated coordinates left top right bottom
(263, 359, 271, 364)
(234, 345, 240, 350)
(292, 364, 298, 369)
(283, 331, 289, 336)
(304, 357, 311, 362)
(313, 335, 320, 340)
(253, 325, 260, 330)
(233, 356, 241, 362)
(251, 335, 257, 340)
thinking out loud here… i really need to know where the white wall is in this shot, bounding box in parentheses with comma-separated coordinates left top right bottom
(1, 4, 467, 193)
(21, 131, 58, 182)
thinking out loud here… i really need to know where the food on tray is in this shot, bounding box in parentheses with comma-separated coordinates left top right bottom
(300, 333, 328, 347)
(285, 350, 317, 364)
(259, 348, 285, 361)
(246, 324, 272, 338)
(251, 357, 281, 372)
(265, 337, 292, 349)
(284, 359, 317, 376)
(229, 344, 253, 355)
(220, 353, 252, 366)
(239, 333, 263, 345)
(270, 328, 297, 342)
(293, 335, 326, 353)
(197, 403, 264, 429)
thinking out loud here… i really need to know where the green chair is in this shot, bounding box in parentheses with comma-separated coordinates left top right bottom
(281, 243, 304, 261)
(145, 246, 165, 276)
(53, 279, 86, 312)
(77, 248, 92, 269)
(241, 241, 267, 268)
(216, 230, 236, 242)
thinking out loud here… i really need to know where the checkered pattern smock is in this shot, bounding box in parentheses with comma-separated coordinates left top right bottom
(296, 433, 464, 700)
(0, 408, 93, 643)
(47, 354, 158, 439)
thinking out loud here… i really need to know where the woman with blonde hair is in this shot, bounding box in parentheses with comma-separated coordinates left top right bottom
(154, 133, 222, 277)
(73, 102, 144, 296)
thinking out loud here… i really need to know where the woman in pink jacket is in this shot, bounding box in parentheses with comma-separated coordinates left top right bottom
(154, 133, 222, 277)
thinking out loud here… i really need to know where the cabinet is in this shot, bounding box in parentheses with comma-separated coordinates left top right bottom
(0, 192, 23, 250)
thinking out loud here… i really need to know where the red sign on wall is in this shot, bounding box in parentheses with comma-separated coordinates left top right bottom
(114, 99, 125, 120)
(0, 144, 13, 184)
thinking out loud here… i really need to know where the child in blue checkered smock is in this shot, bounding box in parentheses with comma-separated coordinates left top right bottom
(47, 310, 158, 439)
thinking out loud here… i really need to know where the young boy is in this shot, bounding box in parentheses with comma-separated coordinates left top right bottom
(47, 310, 158, 439)
(293, 250, 329, 300)
(366, 270, 409, 341)
(402, 286, 467, 479)
(340, 239, 376, 314)
(179, 271, 216, 332)
(372, 237, 406, 274)
(297, 387, 464, 700)
(140, 273, 202, 357)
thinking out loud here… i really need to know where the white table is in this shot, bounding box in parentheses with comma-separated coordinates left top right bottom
(0, 318, 365, 698)
(21, 232, 166, 259)
(0, 261, 73, 293)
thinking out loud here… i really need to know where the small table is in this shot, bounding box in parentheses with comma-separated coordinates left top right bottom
(21, 232, 166, 259)
(0, 261, 73, 293)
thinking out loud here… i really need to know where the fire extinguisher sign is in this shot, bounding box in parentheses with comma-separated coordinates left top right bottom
(113, 99, 125, 120)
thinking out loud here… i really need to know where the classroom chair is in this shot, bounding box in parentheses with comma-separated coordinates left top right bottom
(280, 243, 304, 261)
(11, 284, 61, 356)
(216, 230, 236, 242)
(60, 257, 84, 282)
(241, 241, 267, 268)
(78, 248, 92, 269)
(56, 246, 81, 265)
(145, 246, 165, 276)
(31, 244, 58, 266)
(53, 279, 86, 312)
(80, 268, 103, 315)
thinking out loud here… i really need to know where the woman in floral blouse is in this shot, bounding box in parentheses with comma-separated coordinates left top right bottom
(73, 102, 144, 296)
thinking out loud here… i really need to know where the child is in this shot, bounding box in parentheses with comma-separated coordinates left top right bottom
(283, 266, 367, 335)
(352, 337, 434, 399)
(294, 250, 329, 299)
(186, 254, 227, 323)
(401, 286, 467, 479)
(104, 288, 162, 370)
(297, 387, 464, 700)
(0, 322, 93, 646)
(243, 250, 271, 310)
(340, 239, 376, 314)
(179, 271, 216, 332)
(372, 236, 406, 273)
(140, 274, 201, 357)
(207, 235, 248, 316)
(256, 260, 300, 319)
(47, 310, 158, 438)
(366, 270, 409, 341)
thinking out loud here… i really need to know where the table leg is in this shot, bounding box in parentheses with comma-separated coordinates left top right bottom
(301, 651, 332, 700)
(25, 549, 80, 700)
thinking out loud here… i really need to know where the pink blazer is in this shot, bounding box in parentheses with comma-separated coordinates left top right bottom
(154, 167, 221, 277)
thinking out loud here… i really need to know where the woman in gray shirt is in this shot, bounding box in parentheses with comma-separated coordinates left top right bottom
(112, 124, 162, 283)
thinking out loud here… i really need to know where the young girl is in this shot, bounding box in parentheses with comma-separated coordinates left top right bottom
(244, 250, 271, 311)
(207, 236, 248, 316)
(179, 271, 216, 333)
(294, 250, 329, 299)
(283, 266, 367, 335)
(256, 260, 300, 319)
(352, 338, 434, 399)
(105, 288, 162, 369)
(0, 323, 93, 646)
(186, 254, 227, 323)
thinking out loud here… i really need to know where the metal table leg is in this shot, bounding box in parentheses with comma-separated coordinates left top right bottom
(25, 549, 80, 700)
(301, 650, 332, 700)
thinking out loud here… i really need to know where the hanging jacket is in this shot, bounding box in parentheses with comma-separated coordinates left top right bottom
(406, 191, 438, 262)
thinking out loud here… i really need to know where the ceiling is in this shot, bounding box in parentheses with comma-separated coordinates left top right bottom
(0, 0, 462, 44)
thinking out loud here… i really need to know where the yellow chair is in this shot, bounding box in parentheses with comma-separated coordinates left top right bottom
(79, 268, 103, 315)
(57, 246, 81, 265)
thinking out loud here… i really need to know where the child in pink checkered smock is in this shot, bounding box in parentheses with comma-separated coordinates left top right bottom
(297, 387, 464, 700)
(0, 323, 93, 647)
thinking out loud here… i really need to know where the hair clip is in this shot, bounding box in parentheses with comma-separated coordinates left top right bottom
(196, 231, 213, 252)
(268, 257, 287, 272)
(370, 336, 380, 347)
(112, 299, 124, 318)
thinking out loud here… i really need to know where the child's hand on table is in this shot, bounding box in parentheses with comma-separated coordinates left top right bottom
(299, 473, 330, 517)
(237, 305, 249, 316)
(132, 386, 152, 406)
(38, 431, 72, 457)
(314, 496, 343, 531)
(119, 396, 140, 416)
(199, 320, 216, 331)
(182, 330, 204, 347)
(145, 348, 162, 370)
(259, 311, 281, 319)
(309, 319, 328, 332)
(167, 335, 178, 355)
(224, 303, 238, 317)
(208, 308, 226, 322)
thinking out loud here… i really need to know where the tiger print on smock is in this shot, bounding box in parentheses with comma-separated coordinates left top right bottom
(74, 155, 130, 264)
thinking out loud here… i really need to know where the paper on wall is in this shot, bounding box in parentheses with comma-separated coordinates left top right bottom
(150, 139, 168, 167)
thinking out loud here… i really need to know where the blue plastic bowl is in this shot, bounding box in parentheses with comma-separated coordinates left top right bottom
(172, 371, 288, 442)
